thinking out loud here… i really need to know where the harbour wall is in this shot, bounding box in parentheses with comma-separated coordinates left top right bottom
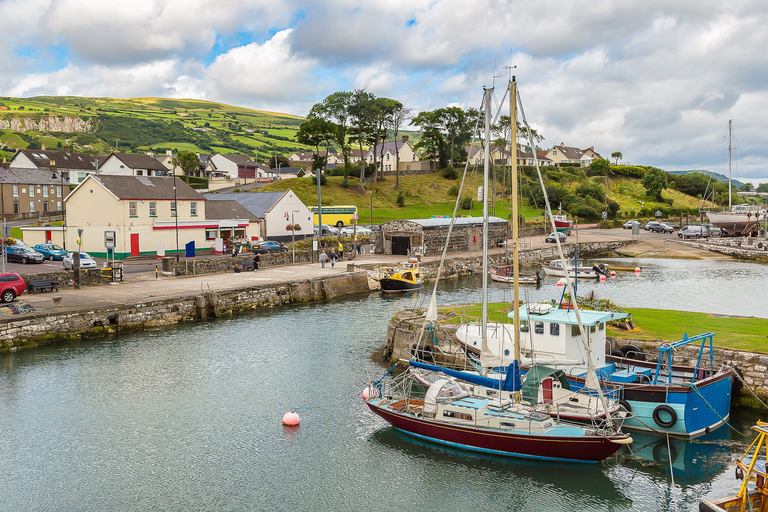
(678, 237, 768, 262)
(382, 313, 768, 406)
(2, 240, 630, 352)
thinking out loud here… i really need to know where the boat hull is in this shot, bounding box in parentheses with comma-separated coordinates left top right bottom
(489, 268, 540, 284)
(380, 278, 423, 293)
(541, 265, 598, 278)
(366, 400, 626, 463)
(706, 210, 766, 235)
(560, 360, 732, 437)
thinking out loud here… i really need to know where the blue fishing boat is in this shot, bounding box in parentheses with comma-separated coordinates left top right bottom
(511, 303, 733, 438)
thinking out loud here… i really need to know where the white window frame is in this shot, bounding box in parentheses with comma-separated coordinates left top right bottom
(129, 201, 137, 217)
(149, 201, 157, 217)
(29, 200, 35, 212)
(12, 185, 18, 197)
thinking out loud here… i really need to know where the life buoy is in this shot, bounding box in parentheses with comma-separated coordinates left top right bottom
(652, 404, 677, 428)
(619, 399, 632, 413)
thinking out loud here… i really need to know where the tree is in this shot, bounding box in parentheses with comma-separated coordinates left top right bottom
(641, 167, 669, 201)
(676, 172, 710, 197)
(589, 158, 610, 176)
(308, 91, 353, 170)
(387, 103, 412, 189)
(348, 89, 376, 190)
(371, 97, 400, 182)
(296, 117, 335, 183)
(739, 183, 755, 192)
(757, 183, 768, 193)
(611, 151, 623, 165)
(176, 150, 200, 176)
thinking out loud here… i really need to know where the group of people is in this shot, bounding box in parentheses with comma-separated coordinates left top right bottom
(318, 240, 364, 268)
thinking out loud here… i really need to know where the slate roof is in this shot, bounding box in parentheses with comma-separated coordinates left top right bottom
(202, 191, 286, 219)
(0, 166, 62, 185)
(367, 140, 410, 157)
(552, 144, 585, 160)
(205, 200, 258, 221)
(218, 153, 251, 166)
(14, 149, 101, 170)
(89, 175, 204, 201)
(108, 152, 169, 172)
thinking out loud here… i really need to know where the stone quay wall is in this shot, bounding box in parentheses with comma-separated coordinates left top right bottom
(0, 272, 370, 353)
(679, 237, 768, 262)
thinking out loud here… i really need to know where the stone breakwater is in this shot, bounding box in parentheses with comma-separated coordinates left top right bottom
(0, 272, 370, 352)
(678, 237, 768, 262)
(381, 312, 768, 407)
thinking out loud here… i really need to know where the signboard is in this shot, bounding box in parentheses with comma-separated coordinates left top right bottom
(185, 241, 196, 258)
(601, 211, 607, 220)
(104, 230, 116, 249)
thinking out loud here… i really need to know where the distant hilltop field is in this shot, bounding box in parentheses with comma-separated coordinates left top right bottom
(0, 96, 310, 159)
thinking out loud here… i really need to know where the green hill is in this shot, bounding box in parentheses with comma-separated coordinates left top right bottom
(0, 96, 312, 159)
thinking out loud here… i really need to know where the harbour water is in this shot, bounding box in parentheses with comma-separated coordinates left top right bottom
(1, 258, 766, 511)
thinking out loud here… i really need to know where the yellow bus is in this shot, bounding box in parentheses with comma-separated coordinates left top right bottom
(309, 205, 358, 227)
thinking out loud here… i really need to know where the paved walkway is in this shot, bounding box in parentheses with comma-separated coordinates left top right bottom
(15, 226, 657, 313)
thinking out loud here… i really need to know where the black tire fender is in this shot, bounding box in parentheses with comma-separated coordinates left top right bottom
(652, 439, 677, 465)
(610, 350, 624, 357)
(619, 399, 632, 413)
(652, 404, 677, 429)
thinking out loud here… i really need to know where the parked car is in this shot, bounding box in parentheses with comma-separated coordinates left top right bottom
(645, 221, 673, 233)
(5, 245, 45, 264)
(0, 272, 26, 303)
(678, 225, 709, 239)
(544, 232, 567, 243)
(623, 220, 640, 229)
(251, 241, 288, 254)
(33, 243, 68, 261)
(313, 224, 340, 236)
(62, 252, 98, 270)
(339, 225, 372, 236)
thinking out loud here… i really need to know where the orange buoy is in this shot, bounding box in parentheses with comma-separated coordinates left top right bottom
(362, 386, 379, 399)
(610, 271, 617, 278)
(282, 411, 300, 426)
(634, 267, 641, 273)
(599, 274, 607, 282)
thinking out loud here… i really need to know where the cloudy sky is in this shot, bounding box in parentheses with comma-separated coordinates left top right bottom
(2, 0, 767, 184)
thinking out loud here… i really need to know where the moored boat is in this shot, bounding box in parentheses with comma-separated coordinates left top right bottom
(542, 259, 603, 278)
(700, 421, 768, 512)
(490, 266, 540, 284)
(380, 258, 424, 293)
(553, 211, 573, 234)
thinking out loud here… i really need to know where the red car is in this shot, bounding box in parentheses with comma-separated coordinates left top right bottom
(0, 273, 26, 303)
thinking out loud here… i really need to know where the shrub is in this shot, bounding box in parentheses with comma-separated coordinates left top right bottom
(448, 185, 459, 197)
(459, 197, 473, 210)
(340, 176, 349, 189)
(442, 165, 458, 179)
(396, 190, 405, 207)
(297, 169, 305, 178)
(311, 175, 327, 185)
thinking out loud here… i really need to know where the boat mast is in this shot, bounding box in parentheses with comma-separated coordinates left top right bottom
(728, 119, 732, 209)
(482, 87, 491, 345)
(510, 78, 520, 365)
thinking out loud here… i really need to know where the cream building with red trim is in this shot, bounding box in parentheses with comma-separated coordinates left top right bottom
(21, 175, 258, 258)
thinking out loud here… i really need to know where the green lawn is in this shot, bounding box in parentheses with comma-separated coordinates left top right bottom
(609, 308, 768, 351)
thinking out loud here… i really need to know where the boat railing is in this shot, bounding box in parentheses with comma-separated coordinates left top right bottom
(653, 332, 716, 385)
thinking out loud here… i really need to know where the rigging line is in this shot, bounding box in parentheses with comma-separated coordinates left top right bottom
(413, 94, 486, 352)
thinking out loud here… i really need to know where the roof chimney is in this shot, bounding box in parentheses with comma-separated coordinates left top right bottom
(167, 150, 173, 157)
(402, 135, 409, 142)
(147, 150, 154, 157)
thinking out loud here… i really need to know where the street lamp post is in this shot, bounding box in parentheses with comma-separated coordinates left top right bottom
(172, 163, 179, 261)
(291, 209, 299, 263)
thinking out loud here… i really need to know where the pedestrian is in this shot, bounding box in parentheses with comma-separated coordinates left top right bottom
(338, 241, 344, 260)
(253, 252, 260, 270)
(319, 250, 328, 268)
(356, 240, 361, 255)
(232, 244, 238, 257)
(330, 249, 337, 267)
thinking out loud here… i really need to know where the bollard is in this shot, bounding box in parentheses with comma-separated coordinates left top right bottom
(155, 264, 158, 279)
(52, 296, 62, 307)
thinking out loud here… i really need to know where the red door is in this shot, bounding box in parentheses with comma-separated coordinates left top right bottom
(542, 377, 554, 404)
(45, 230, 52, 242)
(130, 234, 139, 256)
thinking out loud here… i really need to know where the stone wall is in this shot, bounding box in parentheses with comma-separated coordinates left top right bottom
(171, 250, 315, 276)
(19, 267, 123, 289)
(0, 272, 371, 352)
(679, 237, 768, 262)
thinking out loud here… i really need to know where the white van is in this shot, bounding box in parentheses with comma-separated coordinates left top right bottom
(678, 225, 709, 239)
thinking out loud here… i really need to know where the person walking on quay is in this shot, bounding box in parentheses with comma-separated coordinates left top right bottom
(330, 249, 337, 267)
(319, 250, 328, 268)
(356, 240, 361, 255)
(253, 252, 260, 270)
(338, 241, 344, 260)
(232, 245, 238, 257)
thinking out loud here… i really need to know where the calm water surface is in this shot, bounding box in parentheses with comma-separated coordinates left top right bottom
(0, 258, 766, 511)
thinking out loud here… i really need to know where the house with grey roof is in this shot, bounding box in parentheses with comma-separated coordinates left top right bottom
(8, 148, 103, 185)
(203, 189, 311, 242)
(545, 144, 601, 167)
(364, 136, 419, 173)
(98, 152, 170, 177)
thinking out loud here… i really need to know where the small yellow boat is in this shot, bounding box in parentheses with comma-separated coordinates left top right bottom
(700, 421, 768, 512)
(380, 258, 424, 294)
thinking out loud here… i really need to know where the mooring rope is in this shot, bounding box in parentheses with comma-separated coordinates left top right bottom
(688, 382, 746, 438)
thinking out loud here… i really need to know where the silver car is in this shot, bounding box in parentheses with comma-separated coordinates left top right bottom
(62, 252, 98, 270)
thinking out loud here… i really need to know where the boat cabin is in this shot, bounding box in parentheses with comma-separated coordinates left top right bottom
(512, 303, 628, 374)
